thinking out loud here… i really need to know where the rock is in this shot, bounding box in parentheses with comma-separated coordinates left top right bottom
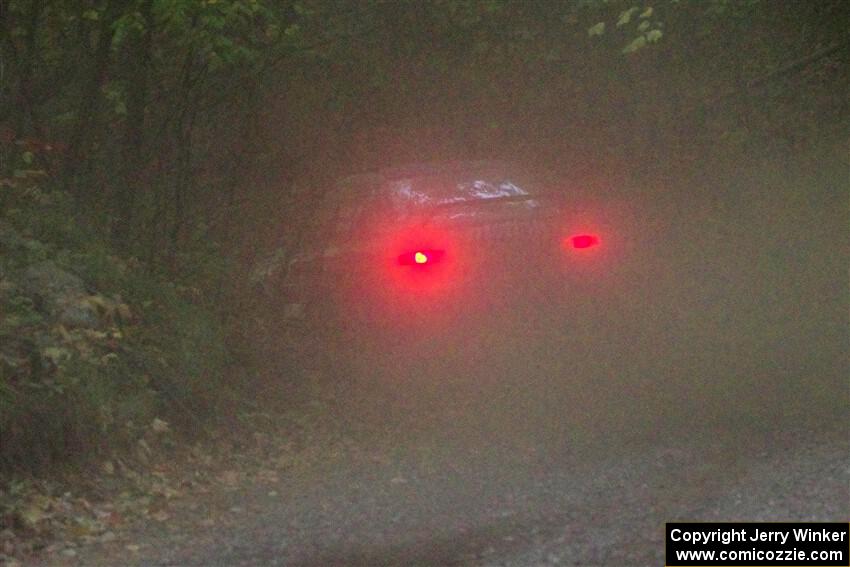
(0, 221, 27, 251)
(57, 299, 100, 329)
(21, 261, 85, 297)
(20, 261, 85, 314)
(0, 274, 20, 302)
(18, 261, 112, 329)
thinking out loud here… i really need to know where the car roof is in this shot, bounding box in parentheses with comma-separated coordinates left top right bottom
(335, 161, 528, 190)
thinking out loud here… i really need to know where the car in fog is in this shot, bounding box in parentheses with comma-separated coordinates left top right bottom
(280, 161, 626, 335)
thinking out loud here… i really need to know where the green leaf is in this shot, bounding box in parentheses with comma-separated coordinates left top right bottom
(646, 28, 663, 43)
(22, 151, 34, 164)
(42, 346, 72, 365)
(622, 35, 647, 53)
(616, 7, 638, 27)
(587, 22, 605, 37)
(639, 6, 653, 19)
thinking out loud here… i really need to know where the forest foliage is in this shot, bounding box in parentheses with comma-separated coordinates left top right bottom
(2, 0, 846, 262)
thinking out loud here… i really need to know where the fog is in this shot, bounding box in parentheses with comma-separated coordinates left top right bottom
(303, 151, 847, 454)
(3, 1, 846, 562)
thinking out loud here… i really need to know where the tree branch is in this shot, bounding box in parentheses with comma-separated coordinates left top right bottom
(706, 40, 850, 108)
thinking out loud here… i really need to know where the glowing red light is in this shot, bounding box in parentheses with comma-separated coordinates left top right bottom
(569, 234, 600, 249)
(398, 249, 445, 266)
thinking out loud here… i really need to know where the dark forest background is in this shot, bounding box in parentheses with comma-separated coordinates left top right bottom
(1, 0, 848, 475)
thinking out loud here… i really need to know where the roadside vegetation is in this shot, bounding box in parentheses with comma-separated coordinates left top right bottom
(0, 171, 233, 475)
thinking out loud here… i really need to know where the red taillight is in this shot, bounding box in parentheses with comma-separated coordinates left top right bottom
(397, 249, 445, 266)
(568, 234, 600, 249)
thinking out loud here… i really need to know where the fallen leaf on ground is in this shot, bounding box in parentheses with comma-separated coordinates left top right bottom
(219, 471, 239, 486)
(17, 505, 48, 529)
(257, 469, 279, 483)
(150, 511, 170, 522)
(150, 418, 170, 434)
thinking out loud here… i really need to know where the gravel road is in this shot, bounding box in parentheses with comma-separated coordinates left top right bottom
(51, 413, 846, 567)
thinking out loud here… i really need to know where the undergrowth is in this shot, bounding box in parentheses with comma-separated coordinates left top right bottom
(0, 179, 239, 475)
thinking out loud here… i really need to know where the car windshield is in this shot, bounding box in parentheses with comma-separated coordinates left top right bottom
(382, 163, 543, 211)
(389, 176, 530, 206)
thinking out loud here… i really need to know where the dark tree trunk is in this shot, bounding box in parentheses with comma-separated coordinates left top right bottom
(61, 0, 121, 197)
(113, 0, 155, 250)
(16, 0, 44, 139)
